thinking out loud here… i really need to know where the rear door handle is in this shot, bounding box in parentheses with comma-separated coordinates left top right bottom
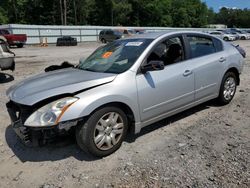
(219, 57, 226, 62)
(183, 70, 193, 76)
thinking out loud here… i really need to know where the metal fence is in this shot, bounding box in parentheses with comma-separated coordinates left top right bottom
(0, 24, 213, 44)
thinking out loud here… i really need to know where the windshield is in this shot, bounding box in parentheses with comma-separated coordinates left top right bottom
(78, 39, 153, 74)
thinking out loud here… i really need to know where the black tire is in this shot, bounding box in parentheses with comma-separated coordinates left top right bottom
(217, 72, 237, 105)
(223, 37, 229, 41)
(17, 43, 24, 48)
(241, 36, 246, 40)
(76, 106, 128, 157)
(101, 38, 106, 43)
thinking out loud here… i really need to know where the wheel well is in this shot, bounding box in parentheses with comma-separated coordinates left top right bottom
(226, 67, 240, 85)
(90, 102, 135, 133)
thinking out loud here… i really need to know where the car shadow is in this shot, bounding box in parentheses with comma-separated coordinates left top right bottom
(0, 72, 14, 83)
(126, 100, 217, 143)
(5, 100, 217, 162)
(5, 125, 99, 162)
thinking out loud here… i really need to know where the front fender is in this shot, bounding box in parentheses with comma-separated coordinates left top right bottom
(59, 78, 140, 124)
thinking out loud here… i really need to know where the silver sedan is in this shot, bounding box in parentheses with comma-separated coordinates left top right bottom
(6, 31, 245, 157)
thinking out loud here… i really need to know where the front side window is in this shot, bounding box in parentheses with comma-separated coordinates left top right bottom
(78, 39, 153, 74)
(187, 36, 216, 58)
(147, 36, 185, 66)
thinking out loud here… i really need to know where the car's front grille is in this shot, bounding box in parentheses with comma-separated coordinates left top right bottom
(6, 101, 34, 124)
(6, 101, 35, 145)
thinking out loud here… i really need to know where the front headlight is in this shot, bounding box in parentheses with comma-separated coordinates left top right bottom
(25, 97, 79, 127)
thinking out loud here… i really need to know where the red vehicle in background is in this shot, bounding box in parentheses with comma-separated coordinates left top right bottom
(0, 29, 27, 48)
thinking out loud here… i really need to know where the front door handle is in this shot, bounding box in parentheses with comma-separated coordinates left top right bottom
(183, 70, 193, 76)
(219, 57, 226, 62)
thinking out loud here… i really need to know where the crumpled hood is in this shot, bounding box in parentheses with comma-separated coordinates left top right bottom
(7, 68, 116, 105)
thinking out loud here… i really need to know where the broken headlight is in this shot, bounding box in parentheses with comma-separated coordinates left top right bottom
(24, 97, 79, 127)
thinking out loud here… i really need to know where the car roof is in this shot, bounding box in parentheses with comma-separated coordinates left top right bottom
(129, 30, 212, 39)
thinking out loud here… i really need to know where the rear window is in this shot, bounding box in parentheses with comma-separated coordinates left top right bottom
(187, 36, 216, 58)
(0, 29, 10, 35)
(213, 38, 223, 52)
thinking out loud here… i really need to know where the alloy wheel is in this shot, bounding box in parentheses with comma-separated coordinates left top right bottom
(223, 77, 236, 101)
(94, 112, 124, 151)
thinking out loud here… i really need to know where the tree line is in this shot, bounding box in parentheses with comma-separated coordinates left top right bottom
(0, 0, 250, 28)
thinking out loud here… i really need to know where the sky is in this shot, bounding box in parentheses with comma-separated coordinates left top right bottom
(202, 0, 250, 12)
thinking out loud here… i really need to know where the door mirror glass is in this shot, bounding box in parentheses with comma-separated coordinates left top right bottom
(141, 60, 164, 73)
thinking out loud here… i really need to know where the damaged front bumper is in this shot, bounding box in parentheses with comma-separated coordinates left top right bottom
(6, 101, 79, 147)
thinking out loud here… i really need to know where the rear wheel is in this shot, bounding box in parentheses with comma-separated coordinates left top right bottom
(76, 106, 128, 157)
(17, 43, 24, 48)
(217, 72, 237, 105)
(241, 36, 246, 40)
(223, 37, 229, 41)
(101, 38, 106, 43)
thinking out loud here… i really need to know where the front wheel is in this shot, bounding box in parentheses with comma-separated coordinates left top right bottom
(76, 106, 128, 157)
(217, 72, 237, 105)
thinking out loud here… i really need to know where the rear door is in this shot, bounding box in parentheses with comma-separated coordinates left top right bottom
(185, 35, 225, 101)
(136, 35, 195, 122)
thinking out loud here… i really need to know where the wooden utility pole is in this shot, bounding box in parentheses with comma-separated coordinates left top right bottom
(74, 0, 77, 25)
(60, 0, 63, 25)
(11, 0, 18, 22)
(64, 0, 67, 25)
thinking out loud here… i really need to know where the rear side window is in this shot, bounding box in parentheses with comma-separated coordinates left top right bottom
(213, 38, 223, 52)
(187, 36, 216, 58)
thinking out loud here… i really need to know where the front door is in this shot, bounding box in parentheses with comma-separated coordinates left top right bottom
(136, 36, 195, 122)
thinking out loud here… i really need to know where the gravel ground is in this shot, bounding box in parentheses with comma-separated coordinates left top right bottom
(0, 41, 249, 188)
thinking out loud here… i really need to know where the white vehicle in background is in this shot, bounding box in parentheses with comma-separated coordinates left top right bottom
(208, 31, 236, 41)
(0, 37, 15, 71)
(235, 30, 250, 40)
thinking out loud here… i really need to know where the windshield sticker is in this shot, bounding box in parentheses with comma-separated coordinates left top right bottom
(115, 59, 128, 65)
(125, 42, 143, 46)
(102, 52, 113, 58)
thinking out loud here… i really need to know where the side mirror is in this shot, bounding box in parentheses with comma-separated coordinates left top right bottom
(141, 60, 164, 74)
